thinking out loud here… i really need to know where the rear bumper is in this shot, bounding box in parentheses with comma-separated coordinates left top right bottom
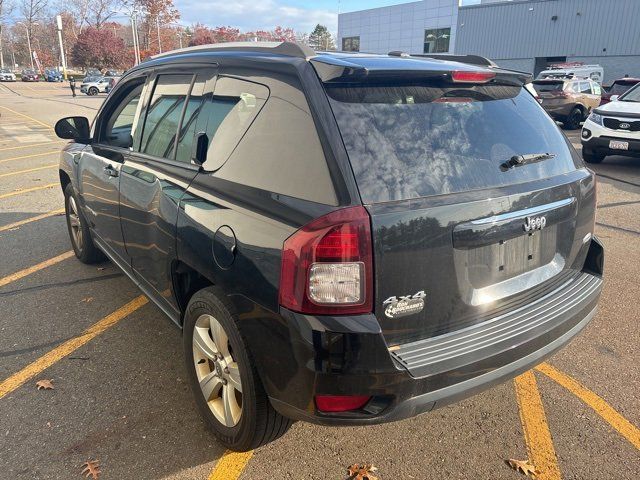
(259, 238, 604, 426)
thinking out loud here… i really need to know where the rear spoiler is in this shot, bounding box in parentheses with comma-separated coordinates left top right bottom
(312, 54, 532, 86)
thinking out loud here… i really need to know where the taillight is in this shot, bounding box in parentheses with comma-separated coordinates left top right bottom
(451, 71, 496, 83)
(279, 206, 373, 315)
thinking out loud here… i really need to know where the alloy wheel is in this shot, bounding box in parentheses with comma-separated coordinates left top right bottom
(192, 314, 243, 427)
(67, 195, 83, 251)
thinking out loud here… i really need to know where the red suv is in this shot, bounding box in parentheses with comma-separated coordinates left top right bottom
(601, 77, 640, 105)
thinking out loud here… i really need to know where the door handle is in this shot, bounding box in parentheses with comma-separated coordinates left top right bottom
(104, 165, 119, 177)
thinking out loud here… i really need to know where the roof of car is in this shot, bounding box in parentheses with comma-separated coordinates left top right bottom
(143, 41, 529, 85)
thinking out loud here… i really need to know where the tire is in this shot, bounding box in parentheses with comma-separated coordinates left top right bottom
(564, 107, 584, 130)
(64, 183, 104, 264)
(582, 148, 605, 164)
(88, 87, 98, 96)
(183, 287, 292, 451)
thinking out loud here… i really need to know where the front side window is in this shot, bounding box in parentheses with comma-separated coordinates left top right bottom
(424, 28, 451, 53)
(342, 36, 360, 52)
(99, 80, 144, 148)
(140, 74, 192, 160)
(327, 84, 578, 203)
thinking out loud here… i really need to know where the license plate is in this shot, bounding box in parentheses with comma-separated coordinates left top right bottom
(610, 140, 629, 150)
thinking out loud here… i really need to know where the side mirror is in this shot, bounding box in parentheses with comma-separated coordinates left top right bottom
(192, 132, 209, 166)
(54, 116, 90, 143)
(610, 95, 620, 102)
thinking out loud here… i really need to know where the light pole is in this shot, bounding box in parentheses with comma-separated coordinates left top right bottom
(156, 17, 162, 53)
(56, 15, 68, 80)
(130, 11, 141, 65)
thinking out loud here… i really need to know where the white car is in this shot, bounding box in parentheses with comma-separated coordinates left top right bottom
(80, 76, 110, 95)
(581, 83, 640, 163)
(0, 68, 16, 82)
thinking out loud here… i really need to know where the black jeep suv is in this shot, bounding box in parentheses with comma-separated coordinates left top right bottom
(55, 42, 604, 451)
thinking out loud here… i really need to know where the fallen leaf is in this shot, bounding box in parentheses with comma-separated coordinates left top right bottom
(81, 460, 101, 479)
(505, 459, 540, 479)
(8, 227, 19, 232)
(36, 379, 54, 390)
(347, 463, 379, 480)
(96, 267, 105, 271)
(81, 297, 94, 303)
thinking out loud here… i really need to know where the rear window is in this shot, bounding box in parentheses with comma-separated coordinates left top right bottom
(532, 81, 564, 93)
(327, 84, 577, 203)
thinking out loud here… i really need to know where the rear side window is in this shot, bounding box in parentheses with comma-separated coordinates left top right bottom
(327, 84, 578, 203)
(579, 82, 592, 94)
(202, 76, 269, 171)
(214, 76, 337, 205)
(140, 74, 192, 159)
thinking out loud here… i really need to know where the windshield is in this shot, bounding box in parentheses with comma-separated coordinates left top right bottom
(85, 76, 101, 83)
(24, 70, 36, 74)
(620, 83, 640, 102)
(609, 82, 637, 96)
(0, 68, 11, 73)
(327, 84, 578, 203)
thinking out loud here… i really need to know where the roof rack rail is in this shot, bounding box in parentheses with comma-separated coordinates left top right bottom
(150, 41, 316, 61)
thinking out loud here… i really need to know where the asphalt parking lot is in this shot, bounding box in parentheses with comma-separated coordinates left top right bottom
(0, 80, 638, 480)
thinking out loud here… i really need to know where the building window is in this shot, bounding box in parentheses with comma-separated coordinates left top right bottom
(424, 28, 451, 53)
(342, 36, 360, 52)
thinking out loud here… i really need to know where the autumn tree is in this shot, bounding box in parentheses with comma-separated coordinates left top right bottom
(71, 26, 127, 68)
(136, 0, 179, 52)
(308, 24, 335, 51)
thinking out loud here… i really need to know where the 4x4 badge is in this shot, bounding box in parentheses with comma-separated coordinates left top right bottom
(383, 291, 426, 319)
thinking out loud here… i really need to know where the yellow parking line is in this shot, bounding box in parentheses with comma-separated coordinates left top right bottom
(0, 150, 59, 164)
(0, 250, 74, 288)
(0, 105, 53, 130)
(0, 142, 60, 153)
(0, 183, 58, 199)
(514, 371, 562, 480)
(536, 363, 640, 450)
(0, 209, 65, 233)
(0, 163, 57, 178)
(208, 451, 253, 480)
(0, 295, 148, 400)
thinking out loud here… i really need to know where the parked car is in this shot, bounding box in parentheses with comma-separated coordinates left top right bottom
(0, 68, 16, 82)
(537, 63, 604, 84)
(84, 68, 101, 79)
(532, 77, 602, 129)
(54, 42, 604, 452)
(44, 69, 64, 82)
(600, 77, 640, 105)
(80, 76, 110, 95)
(21, 69, 39, 82)
(582, 82, 640, 163)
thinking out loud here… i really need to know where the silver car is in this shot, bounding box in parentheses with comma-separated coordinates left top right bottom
(80, 76, 110, 95)
(0, 68, 16, 82)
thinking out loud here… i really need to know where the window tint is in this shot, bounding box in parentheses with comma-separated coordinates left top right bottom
(140, 74, 192, 160)
(175, 78, 207, 163)
(215, 77, 337, 205)
(327, 85, 577, 203)
(202, 76, 269, 171)
(100, 81, 144, 148)
(532, 81, 563, 93)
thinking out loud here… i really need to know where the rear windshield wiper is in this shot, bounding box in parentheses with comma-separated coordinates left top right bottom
(501, 153, 556, 171)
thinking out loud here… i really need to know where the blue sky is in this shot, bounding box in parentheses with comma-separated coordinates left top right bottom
(175, 0, 417, 34)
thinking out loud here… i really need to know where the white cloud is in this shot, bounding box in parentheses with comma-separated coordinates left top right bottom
(176, 0, 338, 34)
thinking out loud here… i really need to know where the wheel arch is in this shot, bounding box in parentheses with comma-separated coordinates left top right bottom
(172, 260, 214, 324)
(59, 169, 71, 193)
